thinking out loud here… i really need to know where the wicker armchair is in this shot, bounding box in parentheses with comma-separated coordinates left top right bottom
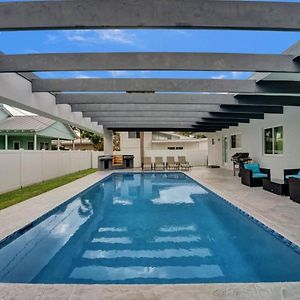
(241, 163, 270, 187)
(284, 168, 300, 184)
(289, 177, 300, 204)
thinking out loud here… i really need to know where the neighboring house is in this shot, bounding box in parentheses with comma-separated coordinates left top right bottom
(115, 131, 208, 167)
(58, 138, 94, 151)
(0, 104, 76, 150)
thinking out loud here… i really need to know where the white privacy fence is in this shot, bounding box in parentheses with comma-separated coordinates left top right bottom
(0, 148, 208, 194)
(0, 150, 102, 194)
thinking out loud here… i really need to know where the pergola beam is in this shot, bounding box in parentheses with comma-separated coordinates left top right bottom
(71, 103, 283, 113)
(32, 78, 300, 94)
(96, 120, 235, 127)
(90, 116, 239, 124)
(83, 111, 264, 119)
(236, 95, 300, 106)
(56, 93, 300, 106)
(105, 124, 225, 129)
(56, 93, 238, 105)
(1, 53, 299, 73)
(108, 128, 217, 132)
(1, 0, 300, 31)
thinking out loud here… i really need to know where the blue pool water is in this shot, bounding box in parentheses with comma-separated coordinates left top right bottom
(1, 172, 300, 284)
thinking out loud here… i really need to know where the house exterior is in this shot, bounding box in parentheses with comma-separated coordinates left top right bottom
(0, 104, 76, 150)
(114, 131, 208, 167)
(58, 138, 95, 151)
(207, 73, 300, 179)
(207, 107, 300, 179)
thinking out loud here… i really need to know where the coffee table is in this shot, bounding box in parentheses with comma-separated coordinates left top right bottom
(262, 179, 289, 196)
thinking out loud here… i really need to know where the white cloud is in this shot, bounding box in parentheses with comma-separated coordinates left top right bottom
(231, 72, 241, 79)
(211, 74, 227, 79)
(109, 71, 130, 77)
(98, 30, 134, 45)
(64, 29, 135, 45)
(75, 74, 92, 79)
(46, 34, 58, 43)
(230, 72, 249, 79)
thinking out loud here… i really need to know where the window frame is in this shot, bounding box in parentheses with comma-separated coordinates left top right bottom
(230, 133, 242, 150)
(263, 125, 284, 156)
(13, 141, 20, 150)
(128, 131, 140, 139)
(27, 141, 34, 150)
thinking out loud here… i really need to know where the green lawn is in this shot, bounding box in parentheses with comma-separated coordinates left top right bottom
(0, 169, 97, 211)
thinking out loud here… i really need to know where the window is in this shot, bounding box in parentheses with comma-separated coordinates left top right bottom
(231, 134, 242, 149)
(128, 131, 140, 139)
(274, 126, 283, 155)
(167, 146, 184, 150)
(28, 141, 34, 150)
(264, 126, 283, 155)
(13, 141, 20, 150)
(40, 142, 49, 150)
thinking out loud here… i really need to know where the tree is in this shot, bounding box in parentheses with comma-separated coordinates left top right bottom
(80, 130, 104, 151)
(177, 131, 207, 139)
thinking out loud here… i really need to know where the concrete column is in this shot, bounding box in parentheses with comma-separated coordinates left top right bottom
(57, 138, 60, 151)
(4, 134, 8, 150)
(34, 134, 37, 150)
(104, 129, 113, 155)
(140, 131, 144, 167)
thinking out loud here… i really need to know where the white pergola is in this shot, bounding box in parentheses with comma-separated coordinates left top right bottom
(1, 1, 300, 132)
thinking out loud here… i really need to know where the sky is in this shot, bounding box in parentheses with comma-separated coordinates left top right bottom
(0, 0, 300, 81)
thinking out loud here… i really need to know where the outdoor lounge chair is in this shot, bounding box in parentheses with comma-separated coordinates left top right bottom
(241, 163, 270, 187)
(288, 177, 300, 204)
(142, 157, 152, 171)
(166, 156, 179, 170)
(178, 156, 191, 171)
(284, 168, 300, 184)
(154, 157, 165, 171)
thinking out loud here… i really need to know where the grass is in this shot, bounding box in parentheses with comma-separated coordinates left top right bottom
(0, 169, 97, 211)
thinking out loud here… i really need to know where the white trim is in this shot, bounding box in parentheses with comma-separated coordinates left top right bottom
(12, 140, 20, 150)
(263, 125, 284, 156)
(230, 132, 242, 149)
(27, 140, 34, 150)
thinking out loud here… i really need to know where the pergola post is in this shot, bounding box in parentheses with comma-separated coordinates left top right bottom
(104, 129, 113, 155)
(4, 134, 8, 150)
(34, 134, 37, 151)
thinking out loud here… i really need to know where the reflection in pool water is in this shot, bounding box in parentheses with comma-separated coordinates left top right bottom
(1, 172, 300, 284)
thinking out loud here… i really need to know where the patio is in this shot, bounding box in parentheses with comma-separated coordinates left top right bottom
(1, 167, 300, 299)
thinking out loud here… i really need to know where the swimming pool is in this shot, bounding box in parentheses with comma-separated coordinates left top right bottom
(1, 172, 300, 284)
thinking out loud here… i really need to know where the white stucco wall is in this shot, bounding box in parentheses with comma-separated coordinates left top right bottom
(118, 132, 208, 167)
(207, 107, 300, 179)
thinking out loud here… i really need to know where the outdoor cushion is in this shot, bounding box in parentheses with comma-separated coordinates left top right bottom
(285, 171, 300, 179)
(286, 175, 300, 179)
(252, 173, 268, 179)
(244, 163, 260, 174)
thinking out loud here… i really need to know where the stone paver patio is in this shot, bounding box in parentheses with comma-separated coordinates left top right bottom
(1, 167, 300, 300)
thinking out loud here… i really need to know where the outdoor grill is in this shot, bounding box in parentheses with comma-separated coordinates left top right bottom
(231, 153, 252, 176)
